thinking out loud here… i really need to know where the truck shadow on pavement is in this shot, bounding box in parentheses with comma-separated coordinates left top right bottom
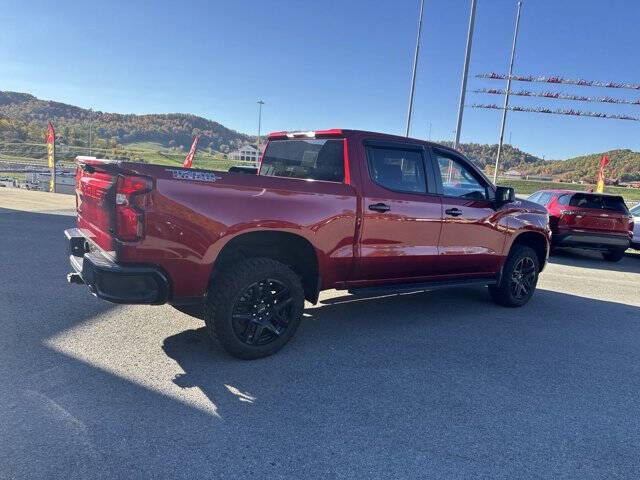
(548, 247, 640, 273)
(3, 207, 640, 479)
(161, 285, 640, 477)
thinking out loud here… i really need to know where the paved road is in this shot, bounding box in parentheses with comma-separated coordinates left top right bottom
(1, 204, 640, 479)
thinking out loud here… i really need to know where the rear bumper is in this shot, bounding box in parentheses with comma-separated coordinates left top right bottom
(553, 232, 630, 250)
(65, 228, 170, 304)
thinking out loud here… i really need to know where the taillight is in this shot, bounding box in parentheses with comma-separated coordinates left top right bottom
(115, 175, 152, 242)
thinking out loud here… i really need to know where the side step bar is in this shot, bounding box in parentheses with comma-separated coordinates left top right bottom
(348, 278, 497, 297)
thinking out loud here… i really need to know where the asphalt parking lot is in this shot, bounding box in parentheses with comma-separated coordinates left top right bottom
(1, 194, 640, 479)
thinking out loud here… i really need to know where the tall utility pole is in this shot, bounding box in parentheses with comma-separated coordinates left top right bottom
(256, 100, 265, 161)
(405, 0, 425, 137)
(493, 1, 523, 184)
(453, 0, 477, 150)
(88, 108, 93, 156)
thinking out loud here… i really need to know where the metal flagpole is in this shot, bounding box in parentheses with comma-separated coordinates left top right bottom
(493, 1, 522, 184)
(453, 0, 477, 150)
(257, 100, 264, 160)
(89, 108, 92, 156)
(405, 0, 425, 137)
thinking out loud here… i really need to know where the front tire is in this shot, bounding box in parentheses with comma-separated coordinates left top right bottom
(602, 248, 626, 262)
(489, 245, 539, 307)
(171, 304, 205, 320)
(204, 257, 305, 359)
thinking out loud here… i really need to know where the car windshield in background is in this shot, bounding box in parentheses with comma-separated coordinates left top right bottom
(529, 191, 553, 206)
(259, 139, 344, 182)
(630, 204, 640, 215)
(569, 193, 628, 213)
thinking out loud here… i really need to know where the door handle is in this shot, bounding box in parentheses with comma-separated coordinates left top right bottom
(445, 208, 462, 217)
(368, 203, 391, 213)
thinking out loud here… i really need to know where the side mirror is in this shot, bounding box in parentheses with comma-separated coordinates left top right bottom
(495, 186, 515, 205)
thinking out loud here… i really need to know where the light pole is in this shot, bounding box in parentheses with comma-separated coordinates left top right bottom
(493, 1, 523, 184)
(453, 0, 477, 151)
(257, 100, 264, 162)
(88, 108, 93, 156)
(405, 0, 425, 137)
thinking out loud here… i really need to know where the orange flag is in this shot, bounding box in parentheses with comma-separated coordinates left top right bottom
(596, 154, 609, 193)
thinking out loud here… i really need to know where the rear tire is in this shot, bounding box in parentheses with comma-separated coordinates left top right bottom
(489, 245, 539, 307)
(602, 248, 626, 262)
(204, 257, 305, 360)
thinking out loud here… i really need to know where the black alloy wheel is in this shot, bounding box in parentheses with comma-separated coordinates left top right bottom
(231, 278, 293, 346)
(509, 256, 536, 301)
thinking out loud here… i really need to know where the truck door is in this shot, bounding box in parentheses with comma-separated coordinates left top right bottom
(354, 142, 442, 283)
(431, 148, 506, 276)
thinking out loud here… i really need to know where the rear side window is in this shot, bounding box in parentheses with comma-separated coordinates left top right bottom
(259, 139, 344, 182)
(367, 147, 426, 193)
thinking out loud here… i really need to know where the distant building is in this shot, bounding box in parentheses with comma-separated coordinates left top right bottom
(526, 174, 553, 182)
(25, 171, 75, 194)
(502, 170, 523, 179)
(230, 145, 260, 163)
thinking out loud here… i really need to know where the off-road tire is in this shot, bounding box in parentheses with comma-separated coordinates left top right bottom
(204, 257, 304, 359)
(602, 248, 626, 262)
(489, 245, 539, 307)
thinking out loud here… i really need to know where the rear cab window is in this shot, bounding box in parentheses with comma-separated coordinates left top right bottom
(259, 139, 344, 182)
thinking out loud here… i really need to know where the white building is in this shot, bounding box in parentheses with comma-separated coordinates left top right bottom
(230, 145, 261, 163)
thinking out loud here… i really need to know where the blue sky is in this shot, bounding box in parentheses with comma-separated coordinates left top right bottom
(1, 0, 639, 159)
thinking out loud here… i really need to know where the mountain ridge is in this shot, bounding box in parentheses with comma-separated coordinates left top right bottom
(1, 90, 639, 182)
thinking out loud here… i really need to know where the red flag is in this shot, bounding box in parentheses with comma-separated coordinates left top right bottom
(46, 122, 55, 144)
(183, 135, 200, 168)
(600, 154, 609, 169)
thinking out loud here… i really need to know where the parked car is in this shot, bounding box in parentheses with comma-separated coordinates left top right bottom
(65, 129, 550, 359)
(630, 203, 640, 250)
(528, 189, 633, 261)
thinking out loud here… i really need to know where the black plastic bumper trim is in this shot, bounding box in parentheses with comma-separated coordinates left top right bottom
(65, 229, 170, 305)
(554, 233, 630, 249)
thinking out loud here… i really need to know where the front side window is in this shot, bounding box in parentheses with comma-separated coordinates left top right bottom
(435, 153, 487, 200)
(366, 147, 426, 193)
(259, 139, 344, 182)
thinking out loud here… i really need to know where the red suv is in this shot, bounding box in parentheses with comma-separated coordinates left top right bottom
(528, 189, 633, 261)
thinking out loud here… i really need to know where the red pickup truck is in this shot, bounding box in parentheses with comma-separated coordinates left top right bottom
(66, 129, 551, 359)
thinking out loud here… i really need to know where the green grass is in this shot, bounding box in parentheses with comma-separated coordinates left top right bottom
(499, 178, 640, 203)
